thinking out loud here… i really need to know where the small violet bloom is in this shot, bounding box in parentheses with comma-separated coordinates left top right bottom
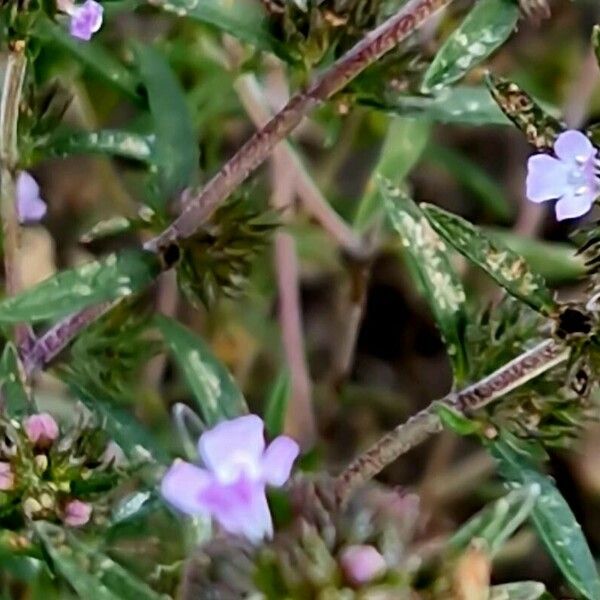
(63, 500, 92, 527)
(161, 414, 299, 543)
(526, 129, 600, 221)
(0, 462, 14, 491)
(23, 413, 59, 448)
(340, 545, 387, 586)
(57, 0, 104, 41)
(16, 172, 47, 224)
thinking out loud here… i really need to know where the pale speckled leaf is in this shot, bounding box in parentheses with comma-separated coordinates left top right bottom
(382, 182, 469, 382)
(490, 437, 600, 600)
(35, 522, 163, 600)
(0, 344, 29, 418)
(155, 315, 247, 426)
(422, 204, 557, 315)
(448, 484, 539, 555)
(80, 217, 134, 244)
(490, 582, 547, 600)
(358, 86, 509, 126)
(46, 130, 154, 162)
(148, 0, 289, 61)
(354, 118, 430, 230)
(422, 0, 519, 91)
(0, 250, 161, 324)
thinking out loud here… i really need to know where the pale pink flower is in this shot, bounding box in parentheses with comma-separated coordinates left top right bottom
(340, 545, 387, 586)
(63, 499, 92, 527)
(16, 172, 46, 224)
(161, 415, 299, 543)
(57, 0, 104, 41)
(23, 413, 59, 448)
(0, 462, 14, 491)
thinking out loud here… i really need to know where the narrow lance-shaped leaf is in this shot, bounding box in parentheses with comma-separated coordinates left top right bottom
(357, 86, 510, 126)
(0, 250, 162, 324)
(35, 522, 163, 600)
(45, 130, 155, 163)
(486, 74, 564, 151)
(381, 182, 469, 382)
(148, 0, 290, 61)
(422, 203, 557, 315)
(0, 344, 29, 419)
(264, 369, 290, 437)
(422, 0, 519, 91)
(135, 44, 199, 201)
(32, 18, 141, 101)
(155, 315, 247, 426)
(490, 435, 600, 600)
(354, 117, 430, 230)
(448, 484, 539, 555)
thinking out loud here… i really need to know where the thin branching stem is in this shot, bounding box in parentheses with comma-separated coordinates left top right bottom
(0, 44, 29, 349)
(23, 0, 454, 374)
(334, 339, 570, 504)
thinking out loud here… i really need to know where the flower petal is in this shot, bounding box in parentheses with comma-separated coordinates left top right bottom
(199, 476, 273, 543)
(526, 154, 569, 202)
(555, 190, 595, 221)
(261, 436, 299, 487)
(198, 415, 265, 482)
(70, 0, 104, 41)
(16, 172, 47, 224)
(160, 460, 212, 515)
(554, 130, 595, 162)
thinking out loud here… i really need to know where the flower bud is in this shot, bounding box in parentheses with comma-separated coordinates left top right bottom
(63, 500, 92, 527)
(24, 413, 59, 448)
(340, 545, 387, 586)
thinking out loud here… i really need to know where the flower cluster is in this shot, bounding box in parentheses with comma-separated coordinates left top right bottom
(161, 415, 299, 543)
(0, 412, 123, 528)
(526, 129, 600, 220)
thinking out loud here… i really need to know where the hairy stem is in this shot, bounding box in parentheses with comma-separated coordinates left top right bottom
(0, 45, 29, 348)
(23, 0, 453, 375)
(145, 0, 452, 251)
(335, 339, 569, 503)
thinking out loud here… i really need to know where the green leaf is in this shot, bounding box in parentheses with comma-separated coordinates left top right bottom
(490, 582, 547, 600)
(0, 250, 161, 324)
(592, 25, 600, 74)
(65, 378, 168, 463)
(35, 522, 163, 600)
(155, 315, 247, 426)
(45, 130, 154, 163)
(435, 402, 480, 436)
(32, 18, 140, 101)
(448, 484, 539, 555)
(486, 229, 585, 284)
(382, 183, 469, 381)
(264, 369, 290, 437)
(80, 217, 135, 244)
(148, 0, 289, 60)
(490, 437, 600, 600)
(354, 118, 430, 230)
(0, 344, 29, 418)
(135, 44, 199, 199)
(422, 204, 557, 315)
(426, 144, 511, 221)
(358, 87, 510, 126)
(486, 75, 564, 151)
(422, 0, 519, 91)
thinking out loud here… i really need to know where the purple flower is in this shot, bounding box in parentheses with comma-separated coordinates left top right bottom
(161, 415, 299, 543)
(526, 130, 600, 220)
(16, 172, 47, 224)
(340, 545, 387, 586)
(0, 462, 14, 491)
(57, 0, 104, 41)
(63, 499, 92, 527)
(23, 413, 59, 448)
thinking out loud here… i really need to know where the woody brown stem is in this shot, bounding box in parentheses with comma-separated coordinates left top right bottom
(334, 339, 569, 504)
